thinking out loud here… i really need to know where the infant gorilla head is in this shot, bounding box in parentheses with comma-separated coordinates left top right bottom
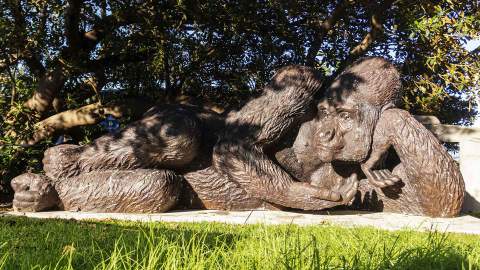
(294, 57, 402, 164)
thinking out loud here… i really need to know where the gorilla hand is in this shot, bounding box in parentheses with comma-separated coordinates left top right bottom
(361, 165, 402, 188)
(333, 173, 359, 204)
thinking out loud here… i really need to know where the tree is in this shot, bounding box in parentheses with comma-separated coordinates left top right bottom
(0, 0, 479, 195)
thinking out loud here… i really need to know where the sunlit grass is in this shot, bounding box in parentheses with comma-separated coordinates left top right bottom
(0, 216, 479, 269)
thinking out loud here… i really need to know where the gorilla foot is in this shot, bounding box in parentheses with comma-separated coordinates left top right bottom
(11, 173, 60, 212)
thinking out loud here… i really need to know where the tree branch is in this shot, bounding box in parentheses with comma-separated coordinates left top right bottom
(0, 52, 20, 73)
(306, 0, 354, 66)
(5, 0, 46, 78)
(23, 99, 153, 146)
(83, 48, 156, 71)
(23, 65, 68, 114)
(175, 46, 218, 94)
(317, 0, 395, 96)
(22, 8, 144, 115)
(64, 0, 84, 49)
(349, 2, 392, 57)
(343, 0, 394, 68)
(81, 9, 142, 50)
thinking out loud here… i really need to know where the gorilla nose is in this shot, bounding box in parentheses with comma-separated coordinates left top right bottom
(318, 128, 335, 142)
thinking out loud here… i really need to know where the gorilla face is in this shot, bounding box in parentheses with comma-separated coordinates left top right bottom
(309, 96, 379, 163)
(294, 57, 399, 165)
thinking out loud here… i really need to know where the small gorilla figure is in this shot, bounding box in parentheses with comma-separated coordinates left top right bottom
(275, 57, 465, 217)
(360, 108, 465, 217)
(11, 65, 358, 213)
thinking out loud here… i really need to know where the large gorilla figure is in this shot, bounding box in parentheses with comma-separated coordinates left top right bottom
(11, 65, 358, 213)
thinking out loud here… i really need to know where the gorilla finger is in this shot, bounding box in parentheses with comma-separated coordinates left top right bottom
(345, 173, 358, 184)
(371, 171, 384, 181)
(383, 174, 401, 185)
(375, 170, 388, 180)
(382, 170, 400, 182)
(330, 191, 342, 202)
(376, 171, 395, 186)
(13, 200, 36, 209)
(14, 191, 40, 202)
(380, 170, 394, 179)
(332, 183, 342, 191)
(384, 179, 396, 186)
(344, 181, 359, 202)
(315, 189, 341, 201)
(391, 174, 402, 182)
(340, 174, 356, 192)
(368, 176, 387, 188)
(370, 170, 393, 187)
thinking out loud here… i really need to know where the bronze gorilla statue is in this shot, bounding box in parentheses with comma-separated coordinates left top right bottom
(11, 57, 465, 217)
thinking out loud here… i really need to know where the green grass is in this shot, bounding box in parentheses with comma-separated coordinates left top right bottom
(0, 216, 479, 270)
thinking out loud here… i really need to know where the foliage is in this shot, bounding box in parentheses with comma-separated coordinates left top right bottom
(397, 1, 479, 125)
(0, 0, 479, 187)
(0, 216, 479, 269)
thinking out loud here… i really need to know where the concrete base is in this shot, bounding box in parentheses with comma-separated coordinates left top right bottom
(5, 210, 480, 235)
(460, 139, 480, 212)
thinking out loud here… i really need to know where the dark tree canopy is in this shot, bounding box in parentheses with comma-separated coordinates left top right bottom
(0, 0, 479, 192)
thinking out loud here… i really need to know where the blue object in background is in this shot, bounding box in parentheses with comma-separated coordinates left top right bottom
(54, 135, 65, 145)
(54, 134, 73, 145)
(100, 114, 120, 133)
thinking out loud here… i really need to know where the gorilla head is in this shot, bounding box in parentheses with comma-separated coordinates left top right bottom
(294, 57, 402, 163)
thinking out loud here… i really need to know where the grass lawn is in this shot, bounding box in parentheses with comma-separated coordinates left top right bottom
(0, 216, 479, 270)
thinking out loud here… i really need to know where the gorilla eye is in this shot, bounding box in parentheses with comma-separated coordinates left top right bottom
(163, 126, 179, 136)
(339, 111, 351, 120)
(317, 107, 328, 117)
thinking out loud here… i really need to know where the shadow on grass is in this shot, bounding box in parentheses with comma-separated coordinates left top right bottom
(368, 231, 474, 270)
(0, 216, 243, 269)
(0, 216, 478, 269)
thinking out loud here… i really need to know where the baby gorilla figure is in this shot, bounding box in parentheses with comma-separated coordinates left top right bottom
(12, 65, 358, 213)
(275, 57, 465, 217)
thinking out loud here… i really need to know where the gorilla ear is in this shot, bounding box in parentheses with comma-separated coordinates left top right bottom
(381, 102, 396, 113)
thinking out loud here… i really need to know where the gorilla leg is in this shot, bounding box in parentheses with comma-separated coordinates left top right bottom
(43, 106, 203, 180)
(182, 167, 265, 210)
(12, 169, 181, 213)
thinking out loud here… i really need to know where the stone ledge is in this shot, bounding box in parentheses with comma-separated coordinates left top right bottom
(4, 210, 480, 235)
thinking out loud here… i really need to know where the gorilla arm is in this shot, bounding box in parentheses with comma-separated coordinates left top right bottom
(212, 141, 358, 210)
